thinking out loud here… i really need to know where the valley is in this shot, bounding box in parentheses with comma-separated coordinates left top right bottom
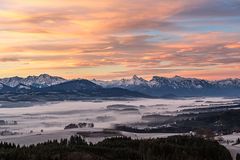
(0, 97, 239, 143)
(0, 75, 239, 159)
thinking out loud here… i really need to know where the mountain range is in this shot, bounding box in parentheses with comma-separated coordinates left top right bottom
(0, 74, 65, 88)
(0, 74, 147, 101)
(0, 74, 239, 99)
(93, 75, 240, 97)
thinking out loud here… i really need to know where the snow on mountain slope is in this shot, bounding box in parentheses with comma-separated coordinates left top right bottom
(1, 74, 239, 90)
(93, 75, 148, 88)
(92, 75, 240, 96)
(0, 74, 66, 88)
(22, 74, 66, 87)
(0, 83, 3, 90)
(0, 76, 23, 87)
(211, 78, 240, 88)
(93, 75, 214, 89)
(15, 84, 31, 90)
(0, 74, 239, 97)
(148, 76, 210, 89)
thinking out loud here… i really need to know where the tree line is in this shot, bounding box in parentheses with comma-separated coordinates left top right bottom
(0, 135, 232, 160)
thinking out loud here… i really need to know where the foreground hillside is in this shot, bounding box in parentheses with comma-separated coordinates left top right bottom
(0, 135, 232, 160)
(0, 80, 149, 101)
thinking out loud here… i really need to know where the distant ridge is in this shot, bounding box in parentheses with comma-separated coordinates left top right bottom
(0, 74, 239, 97)
(0, 76, 149, 101)
(93, 75, 240, 97)
(0, 74, 66, 88)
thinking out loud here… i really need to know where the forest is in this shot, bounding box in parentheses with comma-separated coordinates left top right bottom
(0, 135, 232, 160)
(116, 109, 240, 135)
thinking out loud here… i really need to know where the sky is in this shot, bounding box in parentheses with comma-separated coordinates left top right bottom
(0, 0, 240, 80)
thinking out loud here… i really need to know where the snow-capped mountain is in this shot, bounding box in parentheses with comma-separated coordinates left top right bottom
(93, 75, 148, 88)
(0, 83, 15, 93)
(211, 78, 240, 88)
(0, 79, 148, 101)
(14, 83, 32, 91)
(0, 74, 239, 97)
(0, 74, 66, 88)
(148, 76, 211, 89)
(93, 75, 240, 97)
(93, 75, 212, 89)
(0, 76, 23, 87)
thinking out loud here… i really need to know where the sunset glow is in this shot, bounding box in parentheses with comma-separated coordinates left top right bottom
(0, 0, 240, 80)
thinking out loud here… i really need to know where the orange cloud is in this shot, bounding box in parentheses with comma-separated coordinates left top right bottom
(225, 42, 240, 49)
(0, 0, 239, 79)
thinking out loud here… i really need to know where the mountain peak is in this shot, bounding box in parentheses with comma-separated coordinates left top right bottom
(173, 75, 186, 79)
(38, 74, 65, 79)
(173, 75, 183, 78)
(172, 75, 186, 81)
(132, 75, 139, 79)
(132, 75, 146, 81)
(39, 73, 51, 77)
(151, 76, 165, 81)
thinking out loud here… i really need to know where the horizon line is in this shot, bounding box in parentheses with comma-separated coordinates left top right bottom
(0, 73, 239, 81)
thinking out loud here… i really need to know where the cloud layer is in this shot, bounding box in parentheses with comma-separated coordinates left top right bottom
(0, 0, 240, 79)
